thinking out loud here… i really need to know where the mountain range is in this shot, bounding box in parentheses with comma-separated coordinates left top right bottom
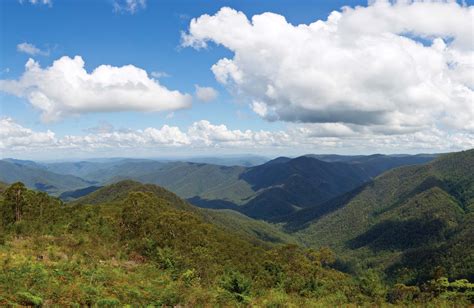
(0, 153, 436, 220)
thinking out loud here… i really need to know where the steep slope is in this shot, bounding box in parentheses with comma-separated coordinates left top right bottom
(192, 156, 370, 220)
(0, 160, 92, 195)
(289, 149, 474, 283)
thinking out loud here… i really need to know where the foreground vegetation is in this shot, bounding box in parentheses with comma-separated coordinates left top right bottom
(0, 180, 472, 306)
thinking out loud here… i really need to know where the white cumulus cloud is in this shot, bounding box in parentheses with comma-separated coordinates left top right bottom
(182, 2, 474, 135)
(0, 56, 192, 122)
(195, 85, 218, 102)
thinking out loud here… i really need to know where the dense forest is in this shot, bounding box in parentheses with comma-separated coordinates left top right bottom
(1, 158, 473, 306)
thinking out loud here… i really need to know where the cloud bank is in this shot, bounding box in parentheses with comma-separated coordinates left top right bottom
(1, 118, 472, 158)
(0, 56, 192, 122)
(182, 1, 474, 135)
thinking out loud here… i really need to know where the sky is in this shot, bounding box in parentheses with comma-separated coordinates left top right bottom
(0, 0, 473, 160)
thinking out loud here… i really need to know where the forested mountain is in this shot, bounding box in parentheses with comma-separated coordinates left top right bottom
(286, 149, 474, 284)
(1, 179, 472, 306)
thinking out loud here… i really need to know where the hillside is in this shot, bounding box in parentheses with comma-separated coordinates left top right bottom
(0, 181, 370, 306)
(288, 149, 474, 284)
(1, 179, 471, 306)
(72, 180, 294, 245)
(0, 160, 92, 195)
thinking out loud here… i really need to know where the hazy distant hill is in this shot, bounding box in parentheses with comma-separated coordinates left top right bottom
(183, 155, 269, 167)
(307, 153, 437, 177)
(0, 160, 92, 195)
(288, 149, 473, 283)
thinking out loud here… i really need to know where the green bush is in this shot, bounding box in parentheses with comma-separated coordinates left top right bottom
(220, 270, 252, 303)
(16, 291, 43, 306)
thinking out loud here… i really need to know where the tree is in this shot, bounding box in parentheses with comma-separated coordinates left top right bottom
(3, 182, 27, 223)
(34, 191, 50, 220)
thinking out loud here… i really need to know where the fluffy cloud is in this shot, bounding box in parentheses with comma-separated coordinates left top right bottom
(187, 120, 290, 147)
(0, 56, 192, 122)
(17, 42, 49, 56)
(195, 85, 218, 102)
(2, 117, 472, 158)
(113, 0, 146, 14)
(182, 2, 474, 135)
(0, 118, 292, 154)
(0, 118, 56, 150)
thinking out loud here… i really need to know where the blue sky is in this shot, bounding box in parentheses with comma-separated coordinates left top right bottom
(0, 0, 473, 159)
(1, 0, 360, 134)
